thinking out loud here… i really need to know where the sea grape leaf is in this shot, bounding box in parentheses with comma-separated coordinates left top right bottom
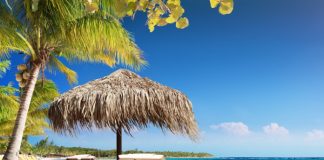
(219, 0, 234, 15)
(210, 0, 221, 8)
(176, 17, 189, 29)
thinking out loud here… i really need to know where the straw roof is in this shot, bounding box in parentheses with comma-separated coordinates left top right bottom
(48, 69, 198, 140)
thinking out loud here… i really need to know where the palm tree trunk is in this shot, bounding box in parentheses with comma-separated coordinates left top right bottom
(3, 65, 41, 160)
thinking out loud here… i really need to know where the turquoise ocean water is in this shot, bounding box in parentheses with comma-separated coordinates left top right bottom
(167, 158, 324, 160)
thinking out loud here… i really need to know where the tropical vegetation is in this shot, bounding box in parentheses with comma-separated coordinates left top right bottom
(0, 60, 58, 154)
(12, 137, 213, 158)
(0, 60, 16, 124)
(0, 0, 145, 159)
(0, 79, 59, 153)
(0, 80, 59, 138)
(0, 0, 234, 159)
(0, 60, 10, 77)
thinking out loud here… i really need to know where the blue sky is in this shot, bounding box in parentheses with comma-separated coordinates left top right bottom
(2, 0, 324, 157)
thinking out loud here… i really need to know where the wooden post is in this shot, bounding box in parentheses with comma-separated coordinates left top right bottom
(117, 128, 122, 160)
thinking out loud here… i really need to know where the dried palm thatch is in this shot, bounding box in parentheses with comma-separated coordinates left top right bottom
(48, 69, 198, 140)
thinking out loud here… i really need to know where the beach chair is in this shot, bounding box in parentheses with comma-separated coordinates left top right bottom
(66, 154, 96, 160)
(119, 154, 165, 160)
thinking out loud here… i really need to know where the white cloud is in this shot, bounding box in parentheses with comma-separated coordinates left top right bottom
(307, 129, 324, 140)
(263, 123, 289, 136)
(210, 122, 250, 136)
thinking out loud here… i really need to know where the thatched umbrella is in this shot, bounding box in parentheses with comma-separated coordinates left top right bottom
(48, 69, 198, 159)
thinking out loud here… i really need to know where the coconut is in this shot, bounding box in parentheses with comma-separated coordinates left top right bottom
(23, 72, 30, 80)
(19, 82, 26, 88)
(17, 64, 27, 71)
(16, 73, 23, 82)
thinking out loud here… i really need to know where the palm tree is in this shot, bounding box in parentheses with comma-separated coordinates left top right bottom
(0, 61, 58, 153)
(0, 1, 144, 159)
(0, 80, 59, 155)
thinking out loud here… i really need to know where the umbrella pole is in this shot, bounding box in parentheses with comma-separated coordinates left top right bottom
(117, 127, 122, 160)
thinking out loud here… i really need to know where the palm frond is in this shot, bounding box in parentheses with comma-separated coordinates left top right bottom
(0, 120, 14, 136)
(0, 2, 23, 29)
(0, 117, 45, 137)
(55, 14, 145, 70)
(0, 109, 48, 136)
(29, 107, 47, 120)
(40, 0, 84, 21)
(30, 80, 60, 110)
(3, 0, 77, 27)
(0, 26, 35, 57)
(0, 83, 16, 95)
(47, 55, 78, 84)
(0, 93, 19, 122)
(0, 136, 9, 143)
(0, 80, 58, 136)
(24, 122, 48, 135)
(0, 60, 10, 77)
(97, 0, 128, 18)
(0, 84, 18, 124)
(5, 0, 32, 26)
